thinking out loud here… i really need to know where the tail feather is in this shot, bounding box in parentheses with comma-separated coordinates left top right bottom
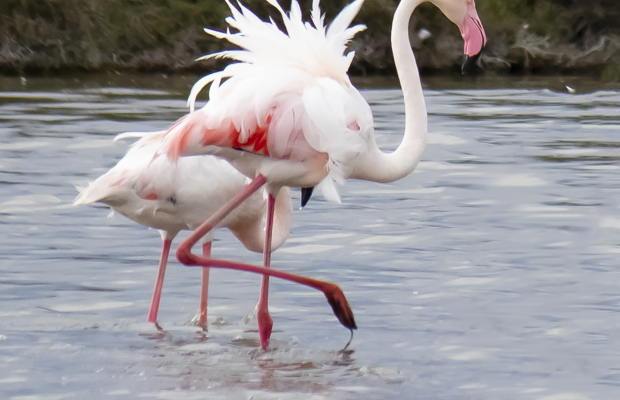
(114, 130, 166, 143)
(161, 110, 237, 161)
(76, 130, 172, 207)
(73, 178, 118, 206)
(187, 71, 227, 113)
(164, 115, 192, 161)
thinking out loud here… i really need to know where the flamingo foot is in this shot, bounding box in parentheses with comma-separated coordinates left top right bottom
(196, 315, 208, 331)
(189, 314, 208, 331)
(323, 282, 357, 330)
(147, 309, 158, 324)
(257, 306, 273, 350)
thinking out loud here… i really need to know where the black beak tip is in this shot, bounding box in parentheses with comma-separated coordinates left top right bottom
(301, 187, 314, 208)
(462, 50, 483, 75)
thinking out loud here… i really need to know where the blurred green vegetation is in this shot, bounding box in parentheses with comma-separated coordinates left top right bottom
(1, 0, 619, 77)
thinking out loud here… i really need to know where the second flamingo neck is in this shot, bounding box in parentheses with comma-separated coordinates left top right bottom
(350, 0, 428, 184)
(228, 187, 292, 253)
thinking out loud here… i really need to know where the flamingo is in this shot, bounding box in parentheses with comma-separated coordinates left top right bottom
(138, 0, 485, 349)
(74, 131, 293, 329)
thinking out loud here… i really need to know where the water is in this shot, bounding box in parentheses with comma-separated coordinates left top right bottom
(1, 74, 620, 399)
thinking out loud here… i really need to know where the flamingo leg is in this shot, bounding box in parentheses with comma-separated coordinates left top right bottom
(176, 175, 357, 334)
(257, 193, 276, 349)
(198, 242, 212, 330)
(177, 250, 357, 331)
(147, 238, 172, 323)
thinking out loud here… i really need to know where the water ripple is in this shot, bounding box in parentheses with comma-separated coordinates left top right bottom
(1, 75, 619, 400)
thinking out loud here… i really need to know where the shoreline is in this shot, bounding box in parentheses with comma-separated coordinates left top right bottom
(2, 0, 620, 81)
(2, 71, 619, 94)
(2, 46, 619, 81)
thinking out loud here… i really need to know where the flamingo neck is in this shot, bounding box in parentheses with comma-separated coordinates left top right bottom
(229, 187, 292, 253)
(265, 187, 292, 251)
(352, 0, 428, 183)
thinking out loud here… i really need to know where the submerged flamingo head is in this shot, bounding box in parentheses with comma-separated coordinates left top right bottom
(434, 0, 487, 73)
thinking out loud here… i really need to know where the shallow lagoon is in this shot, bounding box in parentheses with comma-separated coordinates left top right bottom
(1, 74, 620, 399)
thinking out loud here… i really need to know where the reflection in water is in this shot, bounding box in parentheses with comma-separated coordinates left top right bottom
(1, 75, 620, 399)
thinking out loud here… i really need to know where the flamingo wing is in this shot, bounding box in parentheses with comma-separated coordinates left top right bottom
(160, 0, 373, 202)
(75, 131, 253, 233)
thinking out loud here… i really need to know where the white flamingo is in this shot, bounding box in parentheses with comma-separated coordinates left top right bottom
(74, 131, 293, 329)
(136, 0, 485, 349)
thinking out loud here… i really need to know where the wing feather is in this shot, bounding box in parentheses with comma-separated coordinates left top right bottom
(161, 0, 370, 202)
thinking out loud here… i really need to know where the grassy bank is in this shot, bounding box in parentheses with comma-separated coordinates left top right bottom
(1, 0, 620, 78)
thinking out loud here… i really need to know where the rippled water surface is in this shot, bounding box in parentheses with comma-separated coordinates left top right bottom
(2, 74, 620, 399)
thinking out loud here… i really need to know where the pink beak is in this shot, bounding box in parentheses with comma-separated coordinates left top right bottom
(460, 1, 486, 73)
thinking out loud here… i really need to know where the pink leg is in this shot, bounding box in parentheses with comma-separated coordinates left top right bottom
(257, 193, 276, 349)
(197, 242, 212, 330)
(147, 238, 172, 324)
(176, 175, 357, 333)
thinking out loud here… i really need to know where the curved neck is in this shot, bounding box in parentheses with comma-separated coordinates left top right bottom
(393, 0, 427, 133)
(229, 187, 292, 253)
(265, 187, 292, 251)
(352, 0, 428, 183)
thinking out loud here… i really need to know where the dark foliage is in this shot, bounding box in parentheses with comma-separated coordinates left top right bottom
(1, 0, 619, 76)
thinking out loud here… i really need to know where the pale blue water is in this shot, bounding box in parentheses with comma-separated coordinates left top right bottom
(1, 74, 620, 399)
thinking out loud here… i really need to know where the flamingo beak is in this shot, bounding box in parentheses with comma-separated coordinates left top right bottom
(460, 0, 486, 74)
(301, 187, 314, 208)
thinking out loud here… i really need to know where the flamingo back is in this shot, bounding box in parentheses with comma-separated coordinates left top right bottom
(161, 0, 374, 203)
(75, 131, 292, 251)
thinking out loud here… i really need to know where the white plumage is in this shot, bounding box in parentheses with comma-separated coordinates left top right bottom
(77, 0, 486, 348)
(75, 131, 292, 325)
(154, 0, 372, 203)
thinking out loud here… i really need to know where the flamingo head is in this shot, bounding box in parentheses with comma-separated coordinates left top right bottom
(433, 0, 487, 74)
